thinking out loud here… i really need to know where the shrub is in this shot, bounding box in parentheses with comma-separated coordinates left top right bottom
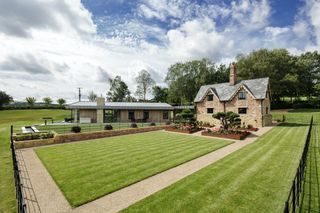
(71, 126, 81, 133)
(104, 124, 113, 130)
(282, 115, 286, 122)
(130, 123, 138, 128)
(247, 124, 253, 129)
(165, 121, 171, 125)
(149, 122, 156, 126)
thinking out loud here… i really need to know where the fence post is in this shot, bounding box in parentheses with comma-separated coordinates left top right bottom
(292, 179, 296, 213)
(10, 125, 13, 145)
(283, 201, 289, 213)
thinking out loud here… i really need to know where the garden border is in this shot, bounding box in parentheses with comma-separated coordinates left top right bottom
(201, 131, 251, 140)
(14, 125, 167, 149)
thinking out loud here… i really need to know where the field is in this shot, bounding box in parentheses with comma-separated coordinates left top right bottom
(35, 131, 232, 207)
(0, 109, 69, 213)
(122, 112, 315, 212)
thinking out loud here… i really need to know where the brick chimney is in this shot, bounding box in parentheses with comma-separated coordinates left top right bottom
(96, 97, 105, 107)
(229, 62, 236, 86)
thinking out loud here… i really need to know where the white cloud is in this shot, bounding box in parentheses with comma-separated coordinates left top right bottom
(0, 0, 96, 38)
(292, 20, 308, 38)
(306, 0, 320, 45)
(138, 0, 185, 22)
(265, 26, 290, 37)
(166, 17, 234, 60)
(231, 0, 270, 30)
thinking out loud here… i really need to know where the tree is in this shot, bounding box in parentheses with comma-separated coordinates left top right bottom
(212, 111, 241, 130)
(135, 69, 155, 100)
(88, 91, 98, 102)
(57, 98, 66, 107)
(106, 76, 131, 102)
(294, 51, 320, 99)
(26, 97, 36, 107)
(0, 91, 13, 109)
(43, 97, 53, 106)
(152, 86, 168, 102)
(165, 58, 228, 104)
(236, 48, 294, 102)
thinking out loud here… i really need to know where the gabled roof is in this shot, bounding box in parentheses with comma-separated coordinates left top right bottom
(66, 101, 174, 110)
(194, 77, 269, 102)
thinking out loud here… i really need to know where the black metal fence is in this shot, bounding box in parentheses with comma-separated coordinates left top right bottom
(10, 125, 27, 213)
(283, 116, 313, 213)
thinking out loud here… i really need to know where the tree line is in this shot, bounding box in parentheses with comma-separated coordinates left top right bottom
(1, 48, 319, 109)
(0, 93, 66, 109)
(103, 48, 320, 107)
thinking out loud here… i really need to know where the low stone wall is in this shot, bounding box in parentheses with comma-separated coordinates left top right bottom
(14, 126, 166, 149)
(14, 138, 55, 149)
(165, 127, 202, 134)
(201, 131, 250, 140)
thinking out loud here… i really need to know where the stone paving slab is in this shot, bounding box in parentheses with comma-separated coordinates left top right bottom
(18, 124, 276, 213)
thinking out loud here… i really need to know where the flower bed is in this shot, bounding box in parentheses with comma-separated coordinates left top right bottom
(165, 124, 202, 134)
(201, 130, 251, 140)
(239, 127, 259, 132)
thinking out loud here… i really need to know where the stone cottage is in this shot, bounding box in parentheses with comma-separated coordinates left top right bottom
(194, 63, 272, 127)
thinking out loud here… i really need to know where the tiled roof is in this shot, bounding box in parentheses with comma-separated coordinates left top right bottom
(194, 77, 269, 102)
(66, 102, 174, 110)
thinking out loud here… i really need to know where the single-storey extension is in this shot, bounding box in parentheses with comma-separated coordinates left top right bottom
(67, 98, 174, 123)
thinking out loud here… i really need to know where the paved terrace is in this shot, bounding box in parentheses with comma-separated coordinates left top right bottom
(17, 125, 276, 213)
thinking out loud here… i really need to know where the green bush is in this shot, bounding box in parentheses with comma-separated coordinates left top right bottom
(71, 126, 81, 133)
(130, 123, 138, 128)
(104, 125, 113, 130)
(149, 122, 156, 126)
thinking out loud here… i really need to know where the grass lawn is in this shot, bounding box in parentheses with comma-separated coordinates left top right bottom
(35, 131, 232, 207)
(0, 109, 69, 213)
(122, 114, 315, 213)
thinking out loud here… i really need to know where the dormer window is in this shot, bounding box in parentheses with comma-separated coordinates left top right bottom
(207, 95, 213, 101)
(238, 91, 246, 100)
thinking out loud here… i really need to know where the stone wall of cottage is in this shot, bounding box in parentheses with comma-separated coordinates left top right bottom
(262, 93, 272, 126)
(196, 91, 224, 126)
(196, 88, 272, 127)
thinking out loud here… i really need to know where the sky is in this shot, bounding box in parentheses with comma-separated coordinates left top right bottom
(0, 0, 319, 102)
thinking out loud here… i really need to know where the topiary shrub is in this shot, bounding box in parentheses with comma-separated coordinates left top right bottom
(104, 124, 113, 130)
(150, 122, 156, 126)
(130, 123, 138, 128)
(71, 126, 81, 133)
